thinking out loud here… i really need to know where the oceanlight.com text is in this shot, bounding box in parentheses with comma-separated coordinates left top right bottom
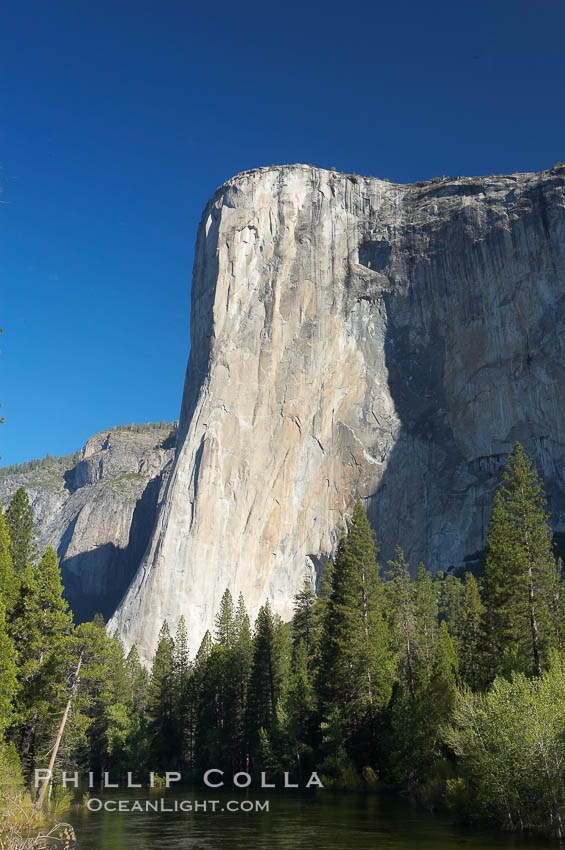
(86, 798, 270, 813)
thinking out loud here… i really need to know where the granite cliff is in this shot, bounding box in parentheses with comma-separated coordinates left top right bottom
(108, 162, 565, 662)
(0, 424, 176, 620)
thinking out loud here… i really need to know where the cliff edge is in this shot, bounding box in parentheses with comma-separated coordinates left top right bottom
(110, 163, 565, 660)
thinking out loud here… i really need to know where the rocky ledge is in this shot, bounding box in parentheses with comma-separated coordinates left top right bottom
(0, 424, 177, 620)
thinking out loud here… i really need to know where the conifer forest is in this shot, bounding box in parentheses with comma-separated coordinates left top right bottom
(2, 443, 565, 839)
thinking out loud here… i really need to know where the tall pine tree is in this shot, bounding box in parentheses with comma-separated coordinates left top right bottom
(173, 616, 194, 768)
(455, 573, 484, 689)
(125, 645, 148, 715)
(0, 511, 18, 614)
(319, 501, 393, 762)
(292, 575, 319, 665)
(215, 589, 235, 649)
(0, 599, 18, 739)
(385, 547, 417, 698)
(146, 621, 178, 770)
(9, 547, 74, 780)
(5, 487, 35, 575)
(481, 443, 561, 679)
(247, 602, 289, 763)
(230, 594, 253, 769)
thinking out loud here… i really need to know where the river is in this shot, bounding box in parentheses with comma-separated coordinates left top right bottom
(70, 789, 556, 849)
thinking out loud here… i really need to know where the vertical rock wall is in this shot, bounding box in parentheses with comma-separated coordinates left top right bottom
(110, 164, 565, 661)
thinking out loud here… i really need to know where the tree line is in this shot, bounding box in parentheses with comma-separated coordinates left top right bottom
(0, 421, 178, 478)
(1, 443, 565, 837)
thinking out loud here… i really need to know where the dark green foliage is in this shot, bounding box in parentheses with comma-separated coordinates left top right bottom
(385, 547, 417, 697)
(9, 546, 75, 780)
(214, 589, 235, 648)
(319, 502, 393, 762)
(126, 645, 148, 715)
(5, 487, 35, 574)
(146, 622, 178, 770)
(0, 451, 80, 478)
(292, 575, 319, 663)
(247, 602, 290, 761)
(107, 421, 175, 434)
(2, 447, 565, 838)
(191, 621, 253, 773)
(431, 621, 459, 693)
(172, 616, 194, 767)
(0, 600, 18, 738)
(454, 574, 484, 689)
(383, 591, 458, 796)
(72, 618, 132, 774)
(481, 442, 561, 680)
(0, 511, 18, 613)
(412, 562, 439, 681)
(193, 641, 228, 772)
(229, 594, 253, 768)
(282, 639, 316, 774)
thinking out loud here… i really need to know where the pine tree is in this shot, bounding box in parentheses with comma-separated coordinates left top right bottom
(5, 487, 35, 574)
(121, 644, 150, 771)
(314, 560, 334, 626)
(9, 547, 74, 779)
(430, 620, 459, 693)
(173, 616, 194, 768)
(174, 616, 190, 679)
(146, 621, 178, 770)
(292, 575, 319, 664)
(283, 639, 316, 775)
(412, 562, 439, 682)
(214, 589, 235, 648)
(385, 547, 417, 698)
(192, 630, 215, 769)
(0, 511, 18, 614)
(194, 630, 212, 668)
(318, 536, 356, 717)
(0, 600, 18, 739)
(438, 572, 465, 641)
(384, 621, 458, 792)
(229, 594, 253, 769)
(194, 640, 230, 772)
(247, 602, 289, 761)
(319, 501, 393, 756)
(248, 603, 278, 735)
(456, 573, 484, 689)
(125, 645, 148, 715)
(234, 593, 252, 647)
(481, 442, 561, 679)
(35, 547, 73, 629)
(73, 618, 132, 774)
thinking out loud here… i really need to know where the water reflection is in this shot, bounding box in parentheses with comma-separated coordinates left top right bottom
(71, 789, 553, 850)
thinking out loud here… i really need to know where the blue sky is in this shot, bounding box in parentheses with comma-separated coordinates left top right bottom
(1, 0, 564, 465)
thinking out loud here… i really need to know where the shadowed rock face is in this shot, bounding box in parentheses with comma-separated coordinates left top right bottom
(0, 427, 176, 620)
(104, 163, 565, 662)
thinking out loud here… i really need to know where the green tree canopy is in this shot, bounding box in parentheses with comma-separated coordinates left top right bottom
(0, 511, 18, 614)
(481, 442, 561, 679)
(214, 589, 235, 648)
(5, 487, 35, 575)
(319, 501, 393, 761)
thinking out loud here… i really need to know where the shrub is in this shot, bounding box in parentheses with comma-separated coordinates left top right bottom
(444, 660, 565, 837)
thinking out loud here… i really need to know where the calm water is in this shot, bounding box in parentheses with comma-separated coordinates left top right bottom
(70, 789, 558, 850)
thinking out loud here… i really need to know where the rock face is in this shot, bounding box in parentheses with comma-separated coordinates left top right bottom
(110, 163, 565, 662)
(0, 426, 176, 620)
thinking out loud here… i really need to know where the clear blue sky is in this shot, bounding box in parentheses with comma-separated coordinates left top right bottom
(1, 0, 563, 465)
